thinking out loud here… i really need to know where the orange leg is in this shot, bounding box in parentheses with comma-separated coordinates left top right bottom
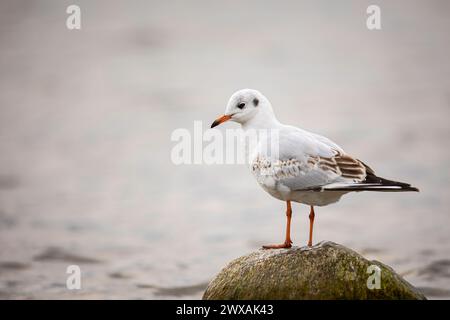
(308, 206, 315, 247)
(263, 201, 293, 249)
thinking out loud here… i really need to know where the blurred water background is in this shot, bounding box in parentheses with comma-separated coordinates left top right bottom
(0, 0, 449, 299)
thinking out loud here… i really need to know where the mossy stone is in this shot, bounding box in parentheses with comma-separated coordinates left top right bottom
(203, 241, 425, 300)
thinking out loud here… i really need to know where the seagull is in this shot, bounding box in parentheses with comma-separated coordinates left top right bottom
(210, 89, 419, 249)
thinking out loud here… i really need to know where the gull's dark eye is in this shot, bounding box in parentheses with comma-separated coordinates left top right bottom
(237, 102, 245, 109)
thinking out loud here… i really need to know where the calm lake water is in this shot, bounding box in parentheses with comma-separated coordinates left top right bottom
(1, 0, 449, 299)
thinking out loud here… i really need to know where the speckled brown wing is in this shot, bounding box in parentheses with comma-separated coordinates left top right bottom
(301, 151, 418, 192)
(309, 151, 369, 182)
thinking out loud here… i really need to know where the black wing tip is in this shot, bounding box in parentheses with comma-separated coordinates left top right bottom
(405, 186, 419, 192)
(307, 182, 420, 192)
(364, 173, 419, 192)
(382, 182, 419, 192)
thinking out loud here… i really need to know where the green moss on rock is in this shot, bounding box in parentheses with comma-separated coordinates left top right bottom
(203, 241, 425, 300)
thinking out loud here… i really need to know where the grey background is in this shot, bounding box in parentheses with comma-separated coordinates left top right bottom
(0, 0, 449, 299)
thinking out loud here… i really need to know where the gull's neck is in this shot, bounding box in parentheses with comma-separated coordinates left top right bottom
(241, 110, 282, 131)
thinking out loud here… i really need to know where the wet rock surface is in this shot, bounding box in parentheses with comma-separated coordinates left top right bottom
(203, 241, 426, 300)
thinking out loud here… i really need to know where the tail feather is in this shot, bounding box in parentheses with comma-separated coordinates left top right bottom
(321, 183, 419, 192)
(321, 174, 419, 192)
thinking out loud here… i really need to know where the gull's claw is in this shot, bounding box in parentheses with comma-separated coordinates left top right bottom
(262, 240, 292, 249)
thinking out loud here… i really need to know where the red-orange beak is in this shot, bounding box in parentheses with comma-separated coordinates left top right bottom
(210, 114, 232, 128)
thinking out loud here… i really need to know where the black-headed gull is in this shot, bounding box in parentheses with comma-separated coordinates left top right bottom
(211, 89, 419, 249)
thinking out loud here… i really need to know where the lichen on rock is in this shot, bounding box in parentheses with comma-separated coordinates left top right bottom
(203, 241, 425, 300)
